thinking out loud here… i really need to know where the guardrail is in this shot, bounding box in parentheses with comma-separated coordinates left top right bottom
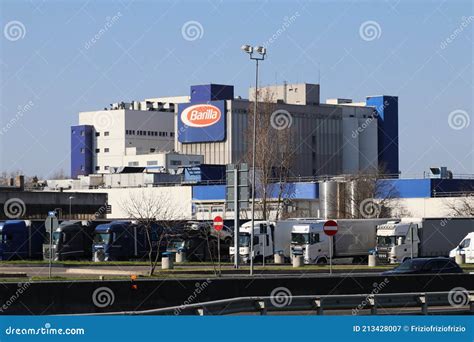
(74, 291, 474, 316)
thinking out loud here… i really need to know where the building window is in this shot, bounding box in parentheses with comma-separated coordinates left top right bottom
(95, 166, 100, 171)
(150, 148, 156, 153)
(170, 132, 175, 137)
(170, 160, 182, 166)
(80, 130, 85, 136)
(81, 165, 85, 171)
(95, 149, 100, 153)
(80, 148, 85, 154)
(104, 131, 110, 136)
(104, 148, 110, 153)
(72, 130, 76, 134)
(128, 161, 139, 166)
(95, 132, 100, 137)
(147, 161, 158, 166)
(104, 166, 109, 170)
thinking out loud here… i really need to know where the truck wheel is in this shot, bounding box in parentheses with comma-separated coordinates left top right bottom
(316, 257, 327, 265)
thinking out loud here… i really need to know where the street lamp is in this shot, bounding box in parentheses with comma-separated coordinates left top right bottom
(68, 196, 75, 218)
(241, 44, 266, 276)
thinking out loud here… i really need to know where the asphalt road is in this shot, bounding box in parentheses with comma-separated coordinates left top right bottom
(0, 264, 386, 278)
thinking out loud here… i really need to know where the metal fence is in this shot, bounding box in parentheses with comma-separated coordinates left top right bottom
(74, 291, 474, 316)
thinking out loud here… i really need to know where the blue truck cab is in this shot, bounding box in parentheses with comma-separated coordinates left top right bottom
(0, 220, 46, 260)
(92, 221, 158, 261)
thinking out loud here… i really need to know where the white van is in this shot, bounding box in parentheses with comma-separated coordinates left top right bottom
(449, 232, 474, 263)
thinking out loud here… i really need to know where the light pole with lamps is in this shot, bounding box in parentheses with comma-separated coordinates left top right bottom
(241, 44, 266, 275)
(68, 196, 75, 219)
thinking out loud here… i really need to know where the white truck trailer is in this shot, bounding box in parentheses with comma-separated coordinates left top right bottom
(229, 218, 321, 263)
(375, 217, 474, 264)
(290, 219, 390, 264)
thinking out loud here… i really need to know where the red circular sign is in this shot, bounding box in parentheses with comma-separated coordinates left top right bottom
(213, 216, 224, 231)
(323, 220, 338, 236)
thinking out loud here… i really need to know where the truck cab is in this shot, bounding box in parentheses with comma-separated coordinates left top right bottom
(290, 221, 329, 264)
(0, 220, 45, 260)
(44, 220, 94, 261)
(376, 220, 419, 263)
(450, 232, 474, 263)
(93, 221, 133, 262)
(229, 221, 275, 263)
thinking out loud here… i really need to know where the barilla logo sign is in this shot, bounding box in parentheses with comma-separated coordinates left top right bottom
(180, 104, 222, 127)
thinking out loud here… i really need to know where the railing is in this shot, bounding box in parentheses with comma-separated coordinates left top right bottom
(74, 291, 474, 316)
(432, 191, 474, 198)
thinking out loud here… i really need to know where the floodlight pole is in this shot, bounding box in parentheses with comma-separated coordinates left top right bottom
(242, 47, 266, 276)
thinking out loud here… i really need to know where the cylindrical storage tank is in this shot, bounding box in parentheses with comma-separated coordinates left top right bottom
(320, 180, 347, 219)
(319, 181, 338, 219)
(348, 180, 358, 218)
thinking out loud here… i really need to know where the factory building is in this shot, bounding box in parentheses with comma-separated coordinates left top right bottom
(71, 82, 399, 179)
(71, 96, 199, 178)
(175, 83, 398, 177)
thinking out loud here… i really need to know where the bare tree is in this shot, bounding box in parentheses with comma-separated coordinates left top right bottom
(444, 186, 474, 216)
(246, 88, 294, 220)
(120, 191, 182, 276)
(336, 168, 405, 219)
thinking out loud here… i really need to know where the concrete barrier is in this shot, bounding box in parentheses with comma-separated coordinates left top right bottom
(0, 274, 473, 315)
(162, 257, 173, 269)
(274, 253, 284, 264)
(176, 251, 186, 263)
(292, 255, 303, 268)
(368, 255, 377, 267)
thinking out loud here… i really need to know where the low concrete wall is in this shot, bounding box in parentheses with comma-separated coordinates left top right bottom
(0, 274, 472, 315)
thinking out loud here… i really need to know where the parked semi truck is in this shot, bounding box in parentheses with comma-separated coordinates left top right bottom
(0, 220, 46, 260)
(291, 219, 390, 264)
(166, 221, 232, 261)
(376, 217, 474, 264)
(92, 221, 159, 261)
(449, 232, 474, 263)
(43, 220, 99, 261)
(229, 219, 320, 262)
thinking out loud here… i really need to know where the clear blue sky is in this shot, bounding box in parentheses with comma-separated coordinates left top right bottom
(0, 0, 472, 178)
